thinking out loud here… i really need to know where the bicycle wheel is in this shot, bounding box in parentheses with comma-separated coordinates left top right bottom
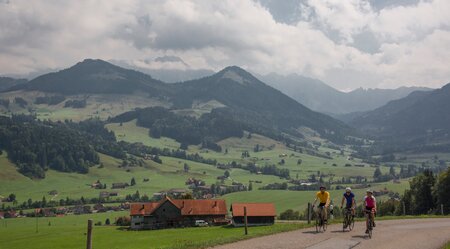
(315, 217, 319, 233)
(342, 212, 348, 231)
(367, 216, 373, 239)
(349, 215, 355, 231)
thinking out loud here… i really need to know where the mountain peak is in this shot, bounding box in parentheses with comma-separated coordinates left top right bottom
(216, 66, 259, 85)
(72, 58, 116, 70)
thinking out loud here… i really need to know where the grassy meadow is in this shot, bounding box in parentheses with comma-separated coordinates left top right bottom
(0, 112, 425, 249)
(0, 213, 308, 249)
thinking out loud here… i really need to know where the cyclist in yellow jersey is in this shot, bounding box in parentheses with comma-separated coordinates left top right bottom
(313, 186, 330, 223)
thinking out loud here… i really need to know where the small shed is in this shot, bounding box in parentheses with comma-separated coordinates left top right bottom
(230, 203, 276, 227)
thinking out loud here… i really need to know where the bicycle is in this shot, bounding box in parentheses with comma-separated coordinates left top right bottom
(314, 205, 327, 233)
(342, 208, 354, 232)
(364, 209, 374, 238)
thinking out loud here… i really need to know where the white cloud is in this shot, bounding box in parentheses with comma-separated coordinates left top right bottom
(0, 0, 449, 90)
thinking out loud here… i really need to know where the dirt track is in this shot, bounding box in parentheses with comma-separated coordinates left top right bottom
(212, 218, 450, 249)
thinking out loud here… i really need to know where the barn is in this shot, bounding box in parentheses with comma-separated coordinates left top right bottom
(230, 203, 276, 226)
(130, 197, 228, 230)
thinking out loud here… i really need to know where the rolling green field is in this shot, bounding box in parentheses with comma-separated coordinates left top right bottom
(1, 105, 444, 249)
(0, 213, 308, 249)
(0, 118, 413, 214)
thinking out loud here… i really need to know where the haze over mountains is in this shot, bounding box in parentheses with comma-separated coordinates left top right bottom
(0, 77, 27, 92)
(350, 83, 450, 151)
(4, 59, 351, 144)
(3, 58, 450, 151)
(258, 73, 431, 114)
(106, 62, 432, 115)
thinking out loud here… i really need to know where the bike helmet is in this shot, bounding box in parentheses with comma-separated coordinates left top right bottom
(366, 189, 373, 194)
(319, 186, 326, 190)
(345, 187, 352, 192)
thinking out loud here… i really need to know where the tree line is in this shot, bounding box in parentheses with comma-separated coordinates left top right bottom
(0, 115, 99, 178)
(0, 115, 219, 178)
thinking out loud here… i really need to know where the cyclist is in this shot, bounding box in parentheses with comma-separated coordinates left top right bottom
(340, 187, 356, 227)
(312, 186, 330, 224)
(364, 189, 377, 234)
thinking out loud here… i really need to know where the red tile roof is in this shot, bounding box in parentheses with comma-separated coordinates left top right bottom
(230, 203, 276, 217)
(130, 197, 227, 216)
(173, 199, 227, 216)
(130, 202, 159, 216)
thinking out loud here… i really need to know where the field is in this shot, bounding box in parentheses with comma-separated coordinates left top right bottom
(0, 118, 414, 214)
(1, 102, 444, 249)
(0, 91, 169, 121)
(0, 213, 308, 249)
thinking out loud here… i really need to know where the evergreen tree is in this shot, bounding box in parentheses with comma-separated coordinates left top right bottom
(409, 169, 436, 214)
(434, 167, 450, 214)
(389, 166, 396, 176)
(373, 167, 382, 180)
(130, 177, 136, 186)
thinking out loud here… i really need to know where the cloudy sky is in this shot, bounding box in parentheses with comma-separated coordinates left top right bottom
(0, 0, 449, 90)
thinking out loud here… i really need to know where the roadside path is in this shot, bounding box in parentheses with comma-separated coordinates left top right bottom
(212, 218, 450, 249)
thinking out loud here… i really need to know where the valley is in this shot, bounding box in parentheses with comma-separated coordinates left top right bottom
(0, 59, 448, 249)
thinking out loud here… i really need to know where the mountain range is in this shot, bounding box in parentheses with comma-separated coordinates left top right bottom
(5, 59, 449, 151)
(5, 59, 352, 144)
(349, 84, 450, 151)
(0, 77, 27, 92)
(258, 73, 431, 114)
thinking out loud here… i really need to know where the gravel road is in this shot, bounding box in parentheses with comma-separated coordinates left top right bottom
(211, 218, 450, 249)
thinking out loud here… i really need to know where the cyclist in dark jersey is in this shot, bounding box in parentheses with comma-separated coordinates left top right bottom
(340, 187, 356, 218)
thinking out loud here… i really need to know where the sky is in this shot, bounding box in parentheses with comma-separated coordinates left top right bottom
(0, 0, 449, 90)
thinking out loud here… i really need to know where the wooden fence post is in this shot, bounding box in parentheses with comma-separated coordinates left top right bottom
(307, 202, 311, 224)
(441, 204, 444, 216)
(244, 206, 248, 235)
(86, 219, 93, 249)
(402, 201, 406, 216)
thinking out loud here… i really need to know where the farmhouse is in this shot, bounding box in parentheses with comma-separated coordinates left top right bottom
(99, 191, 119, 198)
(112, 182, 129, 189)
(130, 197, 227, 230)
(230, 203, 276, 227)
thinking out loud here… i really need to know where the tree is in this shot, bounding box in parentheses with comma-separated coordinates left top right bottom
(279, 159, 285, 165)
(180, 142, 188, 150)
(184, 163, 190, 173)
(253, 144, 260, 152)
(130, 177, 136, 186)
(248, 182, 253, 191)
(434, 167, 450, 214)
(8, 193, 16, 202)
(152, 155, 162, 164)
(105, 218, 111, 225)
(373, 167, 382, 180)
(409, 169, 436, 214)
(42, 196, 47, 208)
(133, 191, 140, 201)
(224, 170, 230, 178)
(279, 209, 299, 220)
(297, 159, 302, 165)
(389, 166, 396, 176)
